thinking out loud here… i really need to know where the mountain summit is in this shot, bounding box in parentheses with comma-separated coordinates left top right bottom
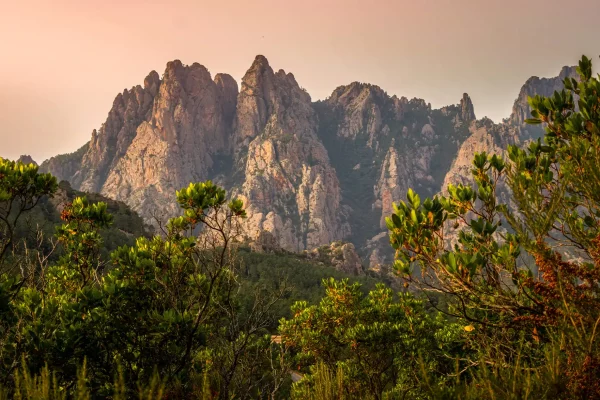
(41, 56, 576, 268)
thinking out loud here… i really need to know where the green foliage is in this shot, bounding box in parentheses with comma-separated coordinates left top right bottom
(0, 171, 294, 398)
(386, 55, 600, 397)
(55, 196, 113, 286)
(237, 249, 380, 323)
(11, 180, 149, 262)
(291, 362, 347, 400)
(0, 157, 390, 398)
(0, 359, 166, 400)
(0, 157, 57, 269)
(280, 279, 462, 398)
(435, 348, 567, 399)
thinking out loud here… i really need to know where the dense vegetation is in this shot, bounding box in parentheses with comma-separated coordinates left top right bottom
(1, 56, 600, 399)
(0, 161, 379, 399)
(12, 180, 149, 259)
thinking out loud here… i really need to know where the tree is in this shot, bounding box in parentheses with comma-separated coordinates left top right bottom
(0, 158, 57, 270)
(386, 55, 600, 397)
(0, 158, 57, 385)
(279, 278, 461, 399)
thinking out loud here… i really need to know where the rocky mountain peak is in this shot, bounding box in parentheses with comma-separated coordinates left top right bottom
(558, 65, 578, 80)
(17, 155, 37, 165)
(408, 97, 431, 111)
(41, 58, 239, 224)
(233, 54, 313, 150)
(214, 72, 237, 89)
(161, 60, 214, 93)
(509, 65, 578, 126)
(144, 70, 161, 95)
(460, 93, 476, 121)
(66, 71, 161, 192)
(151, 60, 219, 144)
(252, 54, 271, 68)
(233, 56, 276, 148)
(328, 82, 389, 108)
(233, 56, 348, 251)
(322, 82, 401, 143)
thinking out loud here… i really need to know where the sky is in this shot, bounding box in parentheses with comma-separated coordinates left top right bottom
(1, 0, 600, 162)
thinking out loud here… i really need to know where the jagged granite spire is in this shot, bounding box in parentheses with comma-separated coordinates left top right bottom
(233, 55, 349, 251)
(42, 60, 239, 222)
(460, 93, 476, 122)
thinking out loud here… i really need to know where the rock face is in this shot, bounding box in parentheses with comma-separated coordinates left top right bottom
(100, 61, 238, 219)
(40, 144, 88, 182)
(441, 119, 518, 191)
(41, 56, 576, 269)
(233, 56, 349, 251)
(509, 66, 578, 128)
(306, 241, 364, 275)
(43, 61, 238, 222)
(314, 84, 474, 267)
(460, 93, 476, 122)
(433, 67, 578, 254)
(80, 71, 160, 193)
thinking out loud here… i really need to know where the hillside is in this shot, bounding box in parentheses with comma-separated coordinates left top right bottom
(12, 179, 150, 258)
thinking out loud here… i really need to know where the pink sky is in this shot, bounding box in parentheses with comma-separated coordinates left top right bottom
(1, 0, 599, 161)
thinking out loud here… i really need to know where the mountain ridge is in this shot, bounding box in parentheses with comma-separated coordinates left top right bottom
(38, 55, 577, 271)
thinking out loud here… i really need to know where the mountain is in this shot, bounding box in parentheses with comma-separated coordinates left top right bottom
(231, 56, 349, 252)
(40, 56, 576, 271)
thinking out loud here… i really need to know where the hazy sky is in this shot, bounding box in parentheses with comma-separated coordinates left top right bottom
(1, 0, 599, 162)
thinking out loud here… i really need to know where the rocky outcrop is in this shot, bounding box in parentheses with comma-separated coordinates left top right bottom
(40, 143, 88, 183)
(442, 65, 577, 195)
(509, 66, 577, 128)
(436, 66, 576, 249)
(441, 119, 519, 191)
(374, 143, 412, 229)
(234, 56, 349, 251)
(306, 241, 363, 275)
(324, 82, 403, 146)
(17, 155, 37, 165)
(42, 72, 162, 191)
(316, 85, 473, 268)
(79, 70, 160, 193)
(460, 93, 476, 122)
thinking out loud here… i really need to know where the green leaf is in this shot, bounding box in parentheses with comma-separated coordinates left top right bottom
(410, 210, 418, 224)
(392, 213, 402, 228)
(524, 118, 542, 125)
(447, 253, 457, 272)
